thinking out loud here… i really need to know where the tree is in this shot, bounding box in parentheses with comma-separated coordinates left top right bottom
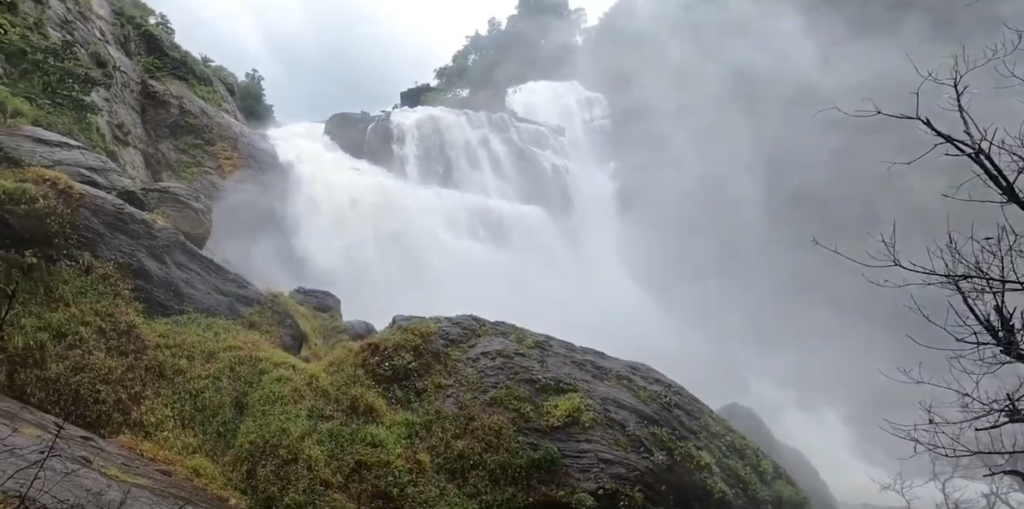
(432, 0, 586, 98)
(234, 68, 275, 128)
(151, 11, 174, 38)
(817, 26, 1024, 485)
(875, 454, 1022, 509)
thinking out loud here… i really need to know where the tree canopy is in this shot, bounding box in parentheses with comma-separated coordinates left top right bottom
(432, 0, 587, 97)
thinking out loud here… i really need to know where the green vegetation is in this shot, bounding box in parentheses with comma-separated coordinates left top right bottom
(400, 0, 587, 107)
(110, 0, 276, 127)
(0, 0, 108, 150)
(540, 393, 598, 429)
(0, 169, 583, 509)
(644, 418, 807, 509)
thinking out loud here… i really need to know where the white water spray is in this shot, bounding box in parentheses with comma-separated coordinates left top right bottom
(209, 80, 721, 365)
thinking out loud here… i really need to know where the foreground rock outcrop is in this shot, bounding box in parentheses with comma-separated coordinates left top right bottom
(0, 395, 231, 509)
(718, 403, 839, 509)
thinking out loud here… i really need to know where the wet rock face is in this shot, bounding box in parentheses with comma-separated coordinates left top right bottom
(0, 126, 133, 193)
(116, 182, 212, 249)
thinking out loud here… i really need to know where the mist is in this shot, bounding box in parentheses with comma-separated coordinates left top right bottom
(184, 0, 1024, 504)
(574, 0, 1024, 494)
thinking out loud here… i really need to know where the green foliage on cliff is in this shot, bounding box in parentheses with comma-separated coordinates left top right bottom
(235, 68, 276, 128)
(110, 0, 276, 128)
(0, 0, 108, 150)
(432, 0, 587, 97)
(0, 169, 577, 509)
(111, 0, 226, 107)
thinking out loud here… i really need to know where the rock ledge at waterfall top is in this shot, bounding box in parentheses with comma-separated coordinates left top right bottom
(322, 106, 575, 213)
(322, 106, 567, 171)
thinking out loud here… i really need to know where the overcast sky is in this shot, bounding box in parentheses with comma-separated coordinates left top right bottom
(146, 0, 616, 122)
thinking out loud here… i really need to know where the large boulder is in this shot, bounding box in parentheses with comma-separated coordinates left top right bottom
(322, 111, 396, 169)
(377, 314, 810, 509)
(288, 286, 342, 316)
(343, 318, 377, 341)
(718, 403, 839, 509)
(115, 182, 212, 249)
(0, 394, 232, 509)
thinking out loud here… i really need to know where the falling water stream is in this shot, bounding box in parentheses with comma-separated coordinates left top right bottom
(247, 81, 694, 361)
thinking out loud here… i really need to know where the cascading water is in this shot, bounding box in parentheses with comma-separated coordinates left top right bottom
(209, 80, 720, 372)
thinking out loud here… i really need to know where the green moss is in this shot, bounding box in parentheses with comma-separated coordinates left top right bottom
(0, 167, 78, 253)
(244, 290, 349, 361)
(540, 392, 597, 430)
(490, 384, 536, 419)
(509, 330, 538, 349)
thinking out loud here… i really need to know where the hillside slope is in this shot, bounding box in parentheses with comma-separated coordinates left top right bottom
(718, 403, 840, 509)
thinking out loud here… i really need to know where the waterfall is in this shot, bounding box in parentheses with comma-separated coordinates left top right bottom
(208, 80, 712, 365)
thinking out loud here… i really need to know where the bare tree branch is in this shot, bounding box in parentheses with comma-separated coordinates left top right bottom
(821, 25, 1024, 485)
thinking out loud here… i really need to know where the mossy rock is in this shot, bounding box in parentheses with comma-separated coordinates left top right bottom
(394, 314, 811, 509)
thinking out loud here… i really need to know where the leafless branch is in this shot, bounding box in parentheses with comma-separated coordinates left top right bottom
(820, 25, 1024, 485)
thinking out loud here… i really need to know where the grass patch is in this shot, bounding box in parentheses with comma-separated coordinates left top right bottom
(540, 393, 597, 430)
(115, 435, 243, 505)
(0, 168, 580, 509)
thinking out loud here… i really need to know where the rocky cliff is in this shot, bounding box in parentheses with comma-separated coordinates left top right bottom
(0, 0, 282, 250)
(718, 403, 840, 509)
(0, 0, 813, 507)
